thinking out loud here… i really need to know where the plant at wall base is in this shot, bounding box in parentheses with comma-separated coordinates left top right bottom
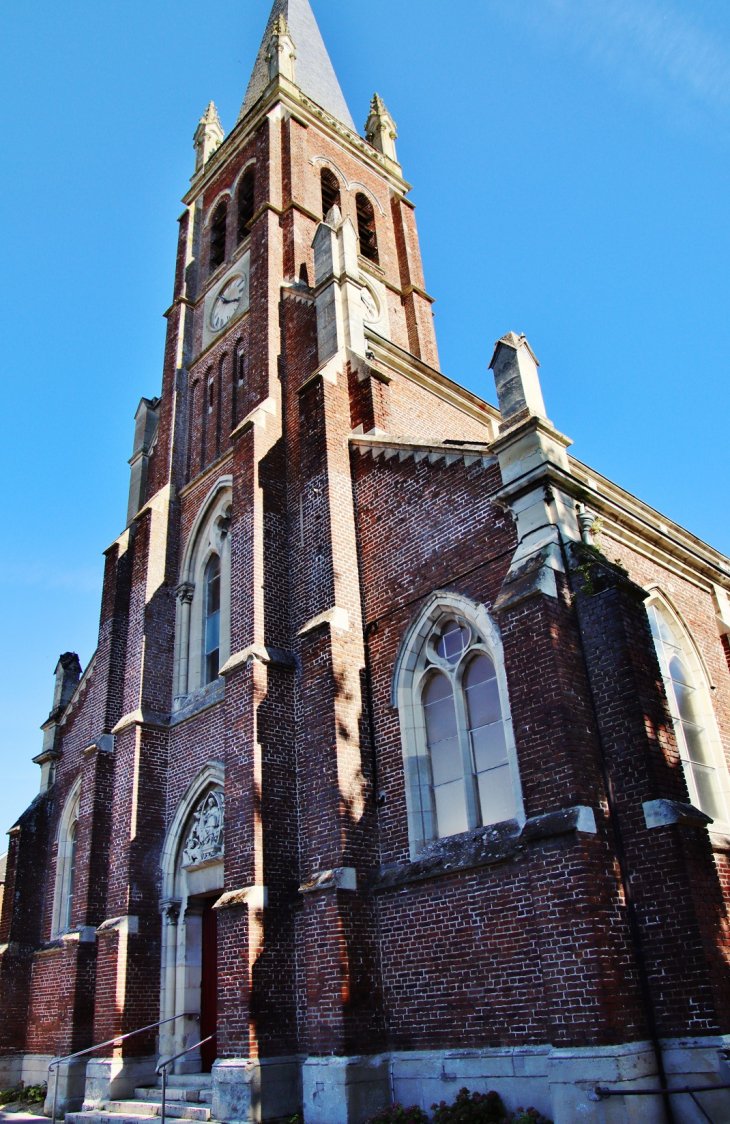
(366, 1105, 430, 1124)
(432, 1088, 508, 1124)
(510, 1110, 552, 1124)
(431, 1088, 553, 1124)
(0, 1082, 47, 1109)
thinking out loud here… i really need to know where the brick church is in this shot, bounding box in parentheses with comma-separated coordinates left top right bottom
(2, 2, 730, 1122)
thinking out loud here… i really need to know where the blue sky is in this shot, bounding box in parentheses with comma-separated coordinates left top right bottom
(1, 0, 729, 840)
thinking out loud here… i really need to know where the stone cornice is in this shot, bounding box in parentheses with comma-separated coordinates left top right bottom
(568, 456, 730, 591)
(350, 433, 496, 469)
(365, 331, 499, 431)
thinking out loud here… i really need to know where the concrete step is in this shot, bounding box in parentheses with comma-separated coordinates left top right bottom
(156, 1076, 212, 1088)
(134, 1089, 202, 1104)
(67, 1114, 193, 1124)
(198, 1092, 213, 1105)
(106, 1103, 210, 1121)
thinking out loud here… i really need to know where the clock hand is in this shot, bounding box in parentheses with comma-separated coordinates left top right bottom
(219, 295, 238, 304)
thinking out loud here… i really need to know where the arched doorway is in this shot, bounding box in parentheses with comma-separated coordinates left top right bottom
(159, 765, 224, 1072)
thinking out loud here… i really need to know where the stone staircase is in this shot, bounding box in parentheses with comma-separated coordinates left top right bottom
(68, 1074, 217, 1124)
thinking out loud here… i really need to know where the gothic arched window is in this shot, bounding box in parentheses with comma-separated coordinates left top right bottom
(356, 193, 379, 263)
(51, 781, 81, 938)
(321, 168, 341, 219)
(648, 600, 727, 822)
(204, 554, 221, 684)
(209, 201, 228, 273)
(393, 596, 521, 856)
(174, 481, 232, 704)
(237, 169, 255, 241)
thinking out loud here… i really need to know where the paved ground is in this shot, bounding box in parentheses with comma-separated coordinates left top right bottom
(0, 1111, 49, 1122)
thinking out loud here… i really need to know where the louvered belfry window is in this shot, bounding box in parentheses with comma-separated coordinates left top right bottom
(356, 192, 379, 263)
(321, 167, 341, 219)
(238, 169, 255, 241)
(209, 201, 228, 273)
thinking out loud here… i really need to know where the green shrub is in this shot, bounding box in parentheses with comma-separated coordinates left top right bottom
(367, 1089, 553, 1124)
(432, 1088, 508, 1124)
(510, 1110, 552, 1124)
(0, 1088, 21, 1105)
(366, 1104, 430, 1124)
(21, 1082, 48, 1104)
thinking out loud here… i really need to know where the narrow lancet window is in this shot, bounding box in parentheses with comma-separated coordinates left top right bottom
(423, 672, 468, 838)
(52, 783, 81, 938)
(237, 170, 255, 241)
(64, 822, 78, 932)
(356, 193, 378, 263)
(204, 555, 221, 683)
(648, 603, 725, 821)
(465, 654, 515, 825)
(209, 201, 228, 273)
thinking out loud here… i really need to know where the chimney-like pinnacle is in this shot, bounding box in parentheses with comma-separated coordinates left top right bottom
(365, 93, 398, 163)
(489, 332, 547, 430)
(193, 101, 224, 173)
(267, 14, 296, 83)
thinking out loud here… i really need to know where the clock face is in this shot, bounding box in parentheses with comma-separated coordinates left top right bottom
(210, 274, 246, 332)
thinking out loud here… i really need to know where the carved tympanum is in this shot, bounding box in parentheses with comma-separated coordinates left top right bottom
(182, 789, 224, 867)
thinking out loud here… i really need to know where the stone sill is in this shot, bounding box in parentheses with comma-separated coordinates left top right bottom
(170, 678, 225, 727)
(374, 806, 596, 891)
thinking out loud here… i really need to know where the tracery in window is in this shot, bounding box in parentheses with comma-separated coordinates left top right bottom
(51, 781, 81, 938)
(393, 595, 521, 856)
(237, 169, 255, 241)
(648, 601, 726, 822)
(356, 192, 378, 263)
(209, 201, 228, 273)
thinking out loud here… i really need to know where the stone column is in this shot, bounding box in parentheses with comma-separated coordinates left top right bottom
(175, 583, 195, 698)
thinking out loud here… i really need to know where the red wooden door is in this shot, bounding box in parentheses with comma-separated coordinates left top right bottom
(200, 898, 218, 1072)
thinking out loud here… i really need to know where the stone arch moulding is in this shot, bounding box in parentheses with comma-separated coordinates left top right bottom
(179, 476, 233, 584)
(160, 760, 225, 901)
(230, 158, 257, 199)
(645, 584, 717, 690)
(159, 761, 225, 1068)
(309, 155, 386, 215)
(203, 188, 233, 228)
(391, 590, 524, 858)
(645, 585, 730, 832)
(50, 774, 82, 939)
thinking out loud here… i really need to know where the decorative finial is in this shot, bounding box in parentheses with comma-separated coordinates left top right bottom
(324, 203, 343, 228)
(267, 14, 296, 84)
(365, 94, 398, 163)
(193, 101, 224, 173)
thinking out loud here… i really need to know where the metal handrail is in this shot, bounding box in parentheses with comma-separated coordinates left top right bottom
(156, 1034, 216, 1124)
(48, 1012, 199, 1124)
(595, 1081, 730, 1124)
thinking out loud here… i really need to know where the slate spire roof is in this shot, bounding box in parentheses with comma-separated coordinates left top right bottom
(239, 0, 355, 131)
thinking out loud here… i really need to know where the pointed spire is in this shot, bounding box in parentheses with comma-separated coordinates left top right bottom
(365, 94, 398, 163)
(193, 102, 224, 173)
(267, 14, 296, 83)
(239, 0, 355, 131)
